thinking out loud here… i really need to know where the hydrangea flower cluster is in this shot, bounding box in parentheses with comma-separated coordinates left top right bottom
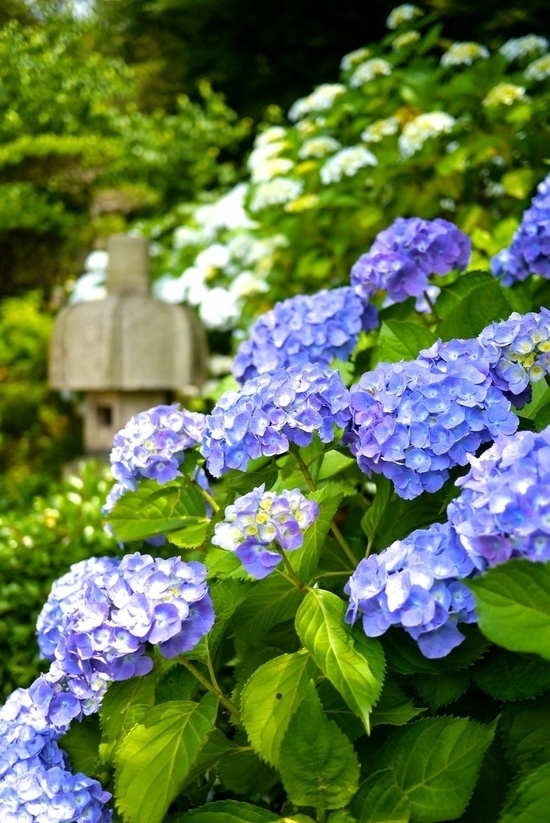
(478, 308, 550, 402)
(448, 429, 550, 571)
(0, 717, 112, 823)
(350, 217, 471, 307)
(398, 112, 456, 158)
(110, 404, 207, 491)
(30, 553, 214, 727)
(232, 287, 378, 384)
(498, 34, 549, 62)
(344, 338, 518, 498)
(491, 173, 550, 284)
(201, 363, 351, 476)
(319, 146, 378, 185)
(212, 485, 319, 579)
(440, 42, 489, 67)
(345, 523, 477, 658)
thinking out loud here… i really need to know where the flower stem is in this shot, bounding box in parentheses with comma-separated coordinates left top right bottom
(179, 657, 240, 721)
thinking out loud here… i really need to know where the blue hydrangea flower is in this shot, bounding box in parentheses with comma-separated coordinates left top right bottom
(351, 217, 471, 307)
(447, 428, 550, 572)
(201, 363, 351, 477)
(478, 308, 550, 403)
(28, 553, 214, 726)
(490, 173, 550, 284)
(232, 287, 378, 384)
(344, 338, 518, 498)
(345, 522, 478, 658)
(0, 715, 112, 823)
(212, 484, 319, 578)
(110, 404, 207, 491)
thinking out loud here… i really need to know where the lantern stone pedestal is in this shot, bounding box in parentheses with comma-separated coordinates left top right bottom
(49, 234, 207, 456)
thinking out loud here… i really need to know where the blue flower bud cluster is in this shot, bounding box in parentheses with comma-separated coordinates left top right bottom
(212, 484, 319, 578)
(0, 716, 112, 823)
(448, 428, 550, 571)
(110, 404, 207, 491)
(232, 287, 378, 384)
(478, 308, 550, 403)
(30, 552, 214, 728)
(491, 173, 550, 285)
(200, 363, 351, 477)
(351, 217, 471, 306)
(345, 522, 478, 658)
(344, 338, 518, 499)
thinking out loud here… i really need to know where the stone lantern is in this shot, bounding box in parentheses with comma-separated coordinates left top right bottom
(49, 234, 208, 455)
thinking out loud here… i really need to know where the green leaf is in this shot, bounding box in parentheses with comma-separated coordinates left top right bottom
(498, 763, 550, 823)
(384, 624, 488, 674)
(378, 716, 496, 823)
(60, 715, 101, 775)
(501, 168, 534, 200)
(371, 490, 449, 553)
(179, 800, 280, 822)
(108, 478, 207, 542)
(167, 519, 209, 548)
(114, 694, 217, 823)
(473, 647, 550, 701)
(100, 667, 162, 760)
(467, 560, 550, 660)
(218, 747, 279, 795)
(232, 573, 304, 643)
(501, 697, 550, 773)
(370, 677, 426, 727)
(375, 320, 437, 364)
(155, 664, 197, 704)
(350, 770, 411, 823)
(289, 487, 343, 583)
(241, 650, 318, 765)
(437, 280, 512, 341)
(279, 682, 360, 811)
(205, 547, 252, 580)
(361, 476, 392, 546)
(295, 589, 385, 732)
(412, 670, 470, 712)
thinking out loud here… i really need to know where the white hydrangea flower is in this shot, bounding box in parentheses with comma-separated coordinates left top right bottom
(320, 146, 377, 184)
(255, 126, 288, 146)
(195, 243, 230, 270)
(84, 250, 108, 272)
(361, 116, 399, 143)
(288, 83, 346, 121)
(229, 271, 269, 298)
(199, 287, 240, 330)
(248, 140, 287, 168)
(440, 42, 490, 67)
(350, 58, 392, 88)
(398, 112, 456, 158)
(482, 83, 527, 107)
(525, 54, 550, 81)
(340, 46, 372, 71)
(251, 157, 294, 183)
(386, 4, 423, 30)
(159, 266, 208, 306)
(499, 35, 549, 62)
(298, 136, 341, 159)
(392, 30, 420, 50)
(249, 178, 304, 211)
(173, 226, 203, 249)
(194, 184, 257, 237)
(69, 272, 107, 303)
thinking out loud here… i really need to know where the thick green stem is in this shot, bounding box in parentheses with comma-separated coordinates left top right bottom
(179, 657, 240, 721)
(194, 480, 220, 514)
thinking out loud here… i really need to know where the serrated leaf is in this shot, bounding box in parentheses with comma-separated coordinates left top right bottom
(467, 560, 550, 660)
(318, 450, 356, 480)
(218, 747, 279, 795)
(437, 281, 512, 341)
(289, 487, 343, 583)
(205, 547, 252, 580)
(375, 320, 437, 364)
(241, 650, 318, 765)
(60, 715, 101, 775)
(371, 490, 448, 553)
(108, 478, 207, 542)
(384, 624, 488, 674)
(350, 770, 411, 823)
(279, 683, 360, 811)
(436, 271, 501, 318)
(498, 763, 550, 823)
(181, 729, 237, 790)
(473, 647, 550, 701)
(232, 573, 304, 643)
(318, 680, 366, 742)
(378, 716, 495, 823)
(155, 664, 197, 704)
(225, 463, 279, 498)
(179, 800, 280, 822)
(412, 670, 470, 712)
(114, 694, 217, 823)
(501, 698, 550, 773)
(167, 519, 209, 548)
(370, 677, 426, 727)
(100, 667, 162, 760)
(295, 589, 385, 732)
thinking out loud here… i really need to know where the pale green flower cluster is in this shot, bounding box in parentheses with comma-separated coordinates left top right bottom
(319, 146, 377, 184)
(361, 117, 399, 143)
(349, 58, 392, 88)
(298, 136, 341, 159)
(499, 35, 549, 62)
(525, 54, 550, 82)
(386, 3, 423, 30)
(398, 112, 456, 158)
(288, 83, 346, 122)
(392, 30, 420, 50)
(440, 42, 489, 67)
(482, 83, 528, 107)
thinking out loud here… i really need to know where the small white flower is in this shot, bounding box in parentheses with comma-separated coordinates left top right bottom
(350, 58, 392, 88)
(195, 243, 230, 270)
(250, 157, 294, 183)
(199, 287, 240, 330)
(177, 266, 208, 305)
(249, 178, 304, 212)
(298, 136, 341, 159)
(340, 47, 371, 71)
(440, 42, 490, 67)
(69, 273, 106, 303)
(499, 35, 549, 61)
(320, 146, 377, 185)
(229, 271, 268, 298)
(84, 250, 108, 272)
(482, 83, 527, 107)
(173, 226, 203, 249)
(255, 126, 287, 146)
(288, 83, 346, 121)
(386, 4, 423, 30)
(525, 54, 550, 81)
(392, 30, 420, 50)
(361, 116, 399, 143)
(398, 112, 456, 158)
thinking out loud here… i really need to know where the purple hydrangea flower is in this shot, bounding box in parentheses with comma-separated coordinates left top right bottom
(490, 173, 550, 284)
(212, 484, 319, 579)
(447, 428, 550, 572)
(0, 715, 112, 823)
(110, 404, 207, 492)
(344, 338, 518, 499)
(345, 522, 478, 658)
(201, 363, 351, 477)
(478, 308, 550, 403)
(28, 553, 214, 727)
(232, 287, 378, 384)
(351, 217, 471, 307)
